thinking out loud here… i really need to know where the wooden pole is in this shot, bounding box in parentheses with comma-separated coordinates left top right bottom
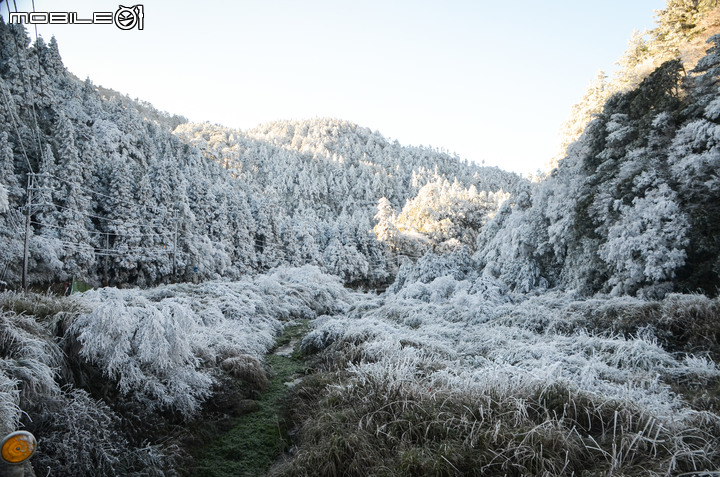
(22, 174, 33, 291)
(172, 209, 178, 281)
(104, 233, 109, 287)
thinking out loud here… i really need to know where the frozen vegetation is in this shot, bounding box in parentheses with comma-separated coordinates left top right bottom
(279, 278, 720, 475)
(3, 266, 720, 475)
(0, 16, 520, 290)
(0, 266, 355, 475)
(1, 0, 720, 475)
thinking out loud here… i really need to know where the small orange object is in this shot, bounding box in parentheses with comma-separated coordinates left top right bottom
(1, 431, 36, 464)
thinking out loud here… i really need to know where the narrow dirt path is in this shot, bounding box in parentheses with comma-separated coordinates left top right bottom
(192, 322, 308, 477)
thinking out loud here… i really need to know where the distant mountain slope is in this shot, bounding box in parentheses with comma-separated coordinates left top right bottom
(176, 119, 522, 259)
(246, 118, 519, 197)
(0, 19, 520, 289)
(175, 119, 519, 211)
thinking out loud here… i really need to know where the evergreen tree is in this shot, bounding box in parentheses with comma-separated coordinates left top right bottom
(104, 152, 144, 284)
(668, 33, 720, 292)
(373, 197, 398, 247)
(53, 113, 96, 280)
(598, 183, 689, 297)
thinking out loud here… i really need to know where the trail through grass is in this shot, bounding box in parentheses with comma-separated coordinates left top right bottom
(192, 322, 308, 477)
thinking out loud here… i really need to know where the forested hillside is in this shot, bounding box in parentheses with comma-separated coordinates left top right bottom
(555, 0, 720, 166)
(175, 119, 519, 282)
(0, 18, 520, 290)
(467, 2, 720, 299)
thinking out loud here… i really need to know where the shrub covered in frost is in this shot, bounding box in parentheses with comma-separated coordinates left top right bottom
(69, 288, 214, 416)
(0, 371, 19, 436)
(30, 389, 177, 477)
(0, 296, 178, 477)
(0, 309, 62, 407)
(277, 358, 720, 476)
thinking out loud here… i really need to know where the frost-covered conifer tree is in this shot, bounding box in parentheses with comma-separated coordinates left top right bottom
(599, 182, 689, 297)
(103, 152, 145, 284)
(373, 197, 398, 246)
(53, 113, 96, 280)
(667, 33, 720, 290)
(0, 132, 25, 283)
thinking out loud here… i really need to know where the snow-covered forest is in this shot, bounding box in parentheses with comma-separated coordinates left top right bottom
(2, 0, 720, 475)
(0, 18, 520, 290)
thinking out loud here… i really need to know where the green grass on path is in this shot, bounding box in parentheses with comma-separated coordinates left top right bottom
(192, 323, 308, 477)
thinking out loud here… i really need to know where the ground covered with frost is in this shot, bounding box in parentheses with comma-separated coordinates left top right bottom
(1, 266, 720, 476)
(274, 275, 720, 476)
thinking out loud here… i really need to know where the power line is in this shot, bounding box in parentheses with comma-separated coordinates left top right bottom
(55, 240, 173, 258)
(29, 220, 174, 242)
(38, 172, 147, 210)
(33, 201, 173, 233)
(0, 81, 33, 173)
(30, 0, 38, 50)
(6, 208, 24, 232)
(5, 2, 44, 165)
(31, 172, 176, 230)
(33, 201, 127, 226)
(29, 220, 106, 237)
(55, 237, 173, 255)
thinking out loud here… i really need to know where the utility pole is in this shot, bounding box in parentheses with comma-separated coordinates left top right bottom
(104, 233, 109, 287)
(22, 174, 35, 291)
(172, 209, 178, 281)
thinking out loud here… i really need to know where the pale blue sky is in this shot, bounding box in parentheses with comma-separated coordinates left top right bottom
(2, 0, 667, 174)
